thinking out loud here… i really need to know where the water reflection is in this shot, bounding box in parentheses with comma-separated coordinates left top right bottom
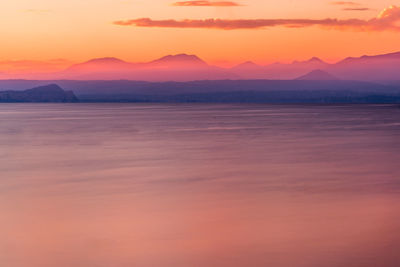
(1, 104, 400, 267)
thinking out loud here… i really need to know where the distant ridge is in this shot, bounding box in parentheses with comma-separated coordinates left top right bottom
(233, 61, 260, 68)
(296, 69, 339, 80)
(57, 53, 235, 81)
(84, 57, 127, 64)
(0, 84, 78, 102)
(2, 50, 400, 81)
(328, 51, 400, 81)
(65, 57, 134, 73)
(1, 80, 400, 103)
(293, 57, 326, 65)
(338, 51, 400, 65)
(149, 54, 208, 67)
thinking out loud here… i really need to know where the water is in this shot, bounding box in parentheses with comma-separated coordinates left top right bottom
(1, 104, 400, 267)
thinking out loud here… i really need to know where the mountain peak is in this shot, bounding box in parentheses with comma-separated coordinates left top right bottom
(84, 57, 127, 64)
(307, 57, 324, 63)
(65, 57, 132, 72)
(292, 57, 326, 65)
(233, 61, 260, 68)
(150, 54, 207, 66)
(296, 69, 339, 80)
(338, 51, 400, 64)
(1, 84, 78, 102)
(26, 84, 64, 92)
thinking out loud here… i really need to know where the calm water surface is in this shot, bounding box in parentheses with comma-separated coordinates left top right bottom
(1, 104, 400, 267)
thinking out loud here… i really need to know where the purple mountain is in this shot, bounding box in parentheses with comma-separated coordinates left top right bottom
(296, 69, 339, 80)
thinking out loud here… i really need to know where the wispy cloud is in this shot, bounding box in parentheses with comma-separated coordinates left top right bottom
(331, 1, 360, 6)
(342, 7, 372, 11)
(113, 18, 368, 30)
(330, 1, 372, 11)
(172, 1, 241, 6)
(113, 5, 400, 31)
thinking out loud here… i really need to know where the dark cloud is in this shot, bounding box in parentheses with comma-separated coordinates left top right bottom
(342, 7, 372, 11)
(113, 5, 400, 31)
(331, 1, 372, 12)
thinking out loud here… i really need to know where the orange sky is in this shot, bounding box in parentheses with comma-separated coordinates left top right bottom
(1, 0, 400, 66)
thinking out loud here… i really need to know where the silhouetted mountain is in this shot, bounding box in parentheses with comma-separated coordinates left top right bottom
(230, 61, 267, 79)
(231, 52, 400, 81)
(231, 57, 330, 79)
(297, 57, 325, 64)
(71, 80, 400, 103)
(328, 51, 400, 81)
(2, 51, 400, 82)
(56, 54, 236, 81)
(339, 51, 400, 64)
(0, 84, 78, 102)
(81, 57, 129, 65)
(66, 57, 134, 72)
(296, 70, 339, 80)
(40, 54, 335, 81)
(1, 80, 399, 103)
(232, 61, 260, 69)
(148, 54, 208, 68)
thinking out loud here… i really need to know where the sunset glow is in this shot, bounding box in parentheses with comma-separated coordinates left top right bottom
(1, 0, 400, 66)
(2, 1, 400, 267)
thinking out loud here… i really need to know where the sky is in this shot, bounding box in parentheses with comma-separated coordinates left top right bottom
(1, 0, 400, 66)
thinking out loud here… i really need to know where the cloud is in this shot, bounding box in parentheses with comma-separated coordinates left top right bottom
(330, 1, 372, 11)
(342, 7, 372, 11)
(172, 1, 241, 6)
(113, 17, 367, 30)
(113, 5, 400, 31)
(331, 1, 360, 6)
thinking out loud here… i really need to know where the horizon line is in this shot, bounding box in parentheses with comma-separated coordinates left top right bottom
(2, 49, 400, 70)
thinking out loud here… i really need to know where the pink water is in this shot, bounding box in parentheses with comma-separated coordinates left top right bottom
(1, 104, 400, 267)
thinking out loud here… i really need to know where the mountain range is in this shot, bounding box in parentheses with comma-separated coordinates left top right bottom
(296, 69, 339, 81)
(0, 51, 400, 81)
(49, 54, 236, 81)
(1, 79, 399, 103)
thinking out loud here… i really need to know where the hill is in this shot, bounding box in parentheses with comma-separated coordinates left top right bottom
(0, 84, 78, 102)
(2, 51, 400, 81)
(2, 80, 399, 103)
(296, 70, 339, 80)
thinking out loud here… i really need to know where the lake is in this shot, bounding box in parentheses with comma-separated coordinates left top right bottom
(1, 104, 400, 267)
